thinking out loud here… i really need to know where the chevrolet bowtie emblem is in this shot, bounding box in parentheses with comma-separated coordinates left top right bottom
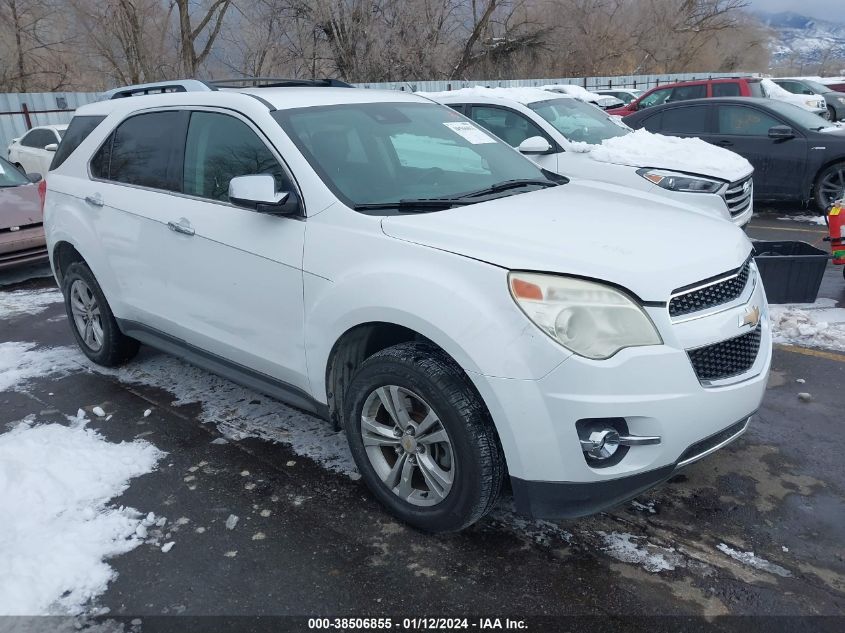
(740, 305, 761, 329)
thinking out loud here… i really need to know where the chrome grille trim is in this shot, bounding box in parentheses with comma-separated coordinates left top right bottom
(668, 257, 753, 319)
(722, 175, 753, 217)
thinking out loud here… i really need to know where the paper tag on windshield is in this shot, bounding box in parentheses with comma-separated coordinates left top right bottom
(443, 122, 496, 144)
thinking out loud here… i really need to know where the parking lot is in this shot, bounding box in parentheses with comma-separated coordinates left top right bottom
(1, 209, 843, 623)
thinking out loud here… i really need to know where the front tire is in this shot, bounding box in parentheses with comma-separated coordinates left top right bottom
(343, 342, 504, 533)
(61, 262, 139, 366)
(828, 105, 837, 122)
(814, 162, 845, 212)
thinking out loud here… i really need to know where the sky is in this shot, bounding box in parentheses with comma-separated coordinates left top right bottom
(749, 0, 840, 21)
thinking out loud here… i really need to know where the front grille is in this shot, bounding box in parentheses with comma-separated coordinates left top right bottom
(669, 258, 751, 318)
(722, 175, 753, 217)
(687, 324, 761, 382)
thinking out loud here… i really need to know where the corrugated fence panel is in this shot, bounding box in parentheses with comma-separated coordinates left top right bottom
(0, 92, 99, 150)
(0, 72, 759, 147)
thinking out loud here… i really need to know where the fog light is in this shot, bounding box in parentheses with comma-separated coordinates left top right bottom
(581, 429, 623, 460)
(576, 418, 662, 468)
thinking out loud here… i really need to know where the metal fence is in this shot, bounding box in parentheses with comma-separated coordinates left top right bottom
(0, 71, 760, 149)
(0, 92, 100, 152)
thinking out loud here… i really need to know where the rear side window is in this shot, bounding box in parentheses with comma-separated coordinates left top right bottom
(182, 111, 289, 202)
(670, 84, 706, 102)
(93, 111, 185, 190)
(712, 82, 741, 97)
(21, 129, 56, 149)
(661, 106, 709, 134)
(51, 116, 105, 170)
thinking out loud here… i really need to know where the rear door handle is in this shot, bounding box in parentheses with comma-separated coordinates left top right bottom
(167, 219, 195, 236)
(84, 194, 104, 207)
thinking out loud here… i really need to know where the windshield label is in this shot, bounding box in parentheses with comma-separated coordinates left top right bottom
(443, 122, 497, 144)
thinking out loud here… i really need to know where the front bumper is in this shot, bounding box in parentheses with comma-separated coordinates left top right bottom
(471, 262, 771, 519)
(0, 226, 48, 270)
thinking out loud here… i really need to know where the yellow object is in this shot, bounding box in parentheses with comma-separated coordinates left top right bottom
(830, 206, 841, 216)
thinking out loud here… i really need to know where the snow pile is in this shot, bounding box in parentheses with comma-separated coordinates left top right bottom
(539, 84, 603, 102)
(0, 342, 81, 392)
(0, 419, 163, 614)
(716, 543, 791, 577)
(598, 531, 684, 573)
(420, 86, 560, 106)
(570, 128, 752, 181)
(769, 298, 845, 351)
(761, 77, 796, 101)
(0, 288, 63, 318)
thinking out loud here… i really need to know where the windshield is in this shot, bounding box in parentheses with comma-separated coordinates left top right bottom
(802, 79, 830, 94)
(529, 98, 628, 145)
(764, 99, 834, 130)
(0, 157, 29, 187)
(273, 102, 548, 209)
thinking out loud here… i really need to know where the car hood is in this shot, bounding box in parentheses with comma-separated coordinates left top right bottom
(567, 129, 753, 182)
(380, 181, 751, 302)
(0, 183, 42, 229)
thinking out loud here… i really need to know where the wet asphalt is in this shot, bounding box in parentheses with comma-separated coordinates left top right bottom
(1, 211, 844, 626)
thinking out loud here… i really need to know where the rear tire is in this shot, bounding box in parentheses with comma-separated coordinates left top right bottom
(343, 342, 504, 533)
(814, 162, 845, 212)
(61, 262, 139, 366)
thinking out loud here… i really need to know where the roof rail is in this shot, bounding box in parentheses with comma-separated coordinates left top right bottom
(103, 79, 215, 100)
(208, 77, 355, 89)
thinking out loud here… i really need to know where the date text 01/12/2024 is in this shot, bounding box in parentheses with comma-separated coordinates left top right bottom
(307, 618, 528, 630)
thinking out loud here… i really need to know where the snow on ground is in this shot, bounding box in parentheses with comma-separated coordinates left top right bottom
(0, 287, 63, 318)
(716, 543, 792, 577)
(598, 532, 685, 573)
(777, 214, 828, 225)
(0, 341, 82, 392)
(570, 128, 753, 181)
(0, 417, 163, 614)
(769, 298, 845, 351)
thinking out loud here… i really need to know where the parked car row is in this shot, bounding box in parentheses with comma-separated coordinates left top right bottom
(35, 78, 771, 532)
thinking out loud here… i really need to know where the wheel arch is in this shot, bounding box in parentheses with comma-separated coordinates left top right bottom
(52, 240, 87, 285)
(812, 157, 845, 208)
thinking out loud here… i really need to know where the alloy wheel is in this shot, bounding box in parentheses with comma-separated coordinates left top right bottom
(819, 167, 845, 210)
(70, 279, 104, 352)
(360, 385, 455, 507)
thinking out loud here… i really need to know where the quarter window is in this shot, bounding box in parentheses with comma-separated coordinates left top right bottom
(51, 116, 105, 170)
(718, 106, 781, 136)
(182, 111, 288, 202)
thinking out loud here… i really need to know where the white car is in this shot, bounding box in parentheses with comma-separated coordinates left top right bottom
(425, 87, 755, 226)
(760, 79, 827, 118)
(596, 88, 643, 105)
(44, 80, 770, 532)
(7, 124, 67, 176)
(540, 84, 624, 110)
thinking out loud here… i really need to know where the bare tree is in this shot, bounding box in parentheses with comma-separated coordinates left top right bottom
(175, 0, 232, 76)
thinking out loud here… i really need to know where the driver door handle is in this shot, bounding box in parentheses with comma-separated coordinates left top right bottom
(167, 219, 195, 236)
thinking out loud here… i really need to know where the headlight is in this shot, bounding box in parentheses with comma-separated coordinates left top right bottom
(636, 168, 723, 193)
(508, 272, 662, 359)
(806, 99, 822, 108)
(836, 96, 845, 105)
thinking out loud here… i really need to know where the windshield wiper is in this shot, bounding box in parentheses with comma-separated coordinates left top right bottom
(353, 198, 474, 212)
(455, 178, 559, 199)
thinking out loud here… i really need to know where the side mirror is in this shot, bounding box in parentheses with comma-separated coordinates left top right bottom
(229, 174, 299, 215)
(44, 143, 58, 152)
(517, 136, 552, 155)
(768, 125, 795, 140)
(26, 172, 42, 183)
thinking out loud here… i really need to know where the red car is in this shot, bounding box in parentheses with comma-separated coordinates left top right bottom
(0, 156, 47, 270)
(607, 77, 766, 116)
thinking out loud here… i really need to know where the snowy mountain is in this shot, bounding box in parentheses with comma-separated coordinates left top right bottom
(757, 11, 845, 66)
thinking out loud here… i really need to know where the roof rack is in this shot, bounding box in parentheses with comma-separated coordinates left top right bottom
(103, 79, 215, 100)
(209, 77, 354, 89)
(102, 77, 354, 100)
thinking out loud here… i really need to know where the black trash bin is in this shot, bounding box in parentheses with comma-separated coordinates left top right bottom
(752, 240, 830, 304)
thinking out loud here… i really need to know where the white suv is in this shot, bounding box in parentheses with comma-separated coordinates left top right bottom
(44, 79, 771, 532)
(425, 87, 755, 227)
